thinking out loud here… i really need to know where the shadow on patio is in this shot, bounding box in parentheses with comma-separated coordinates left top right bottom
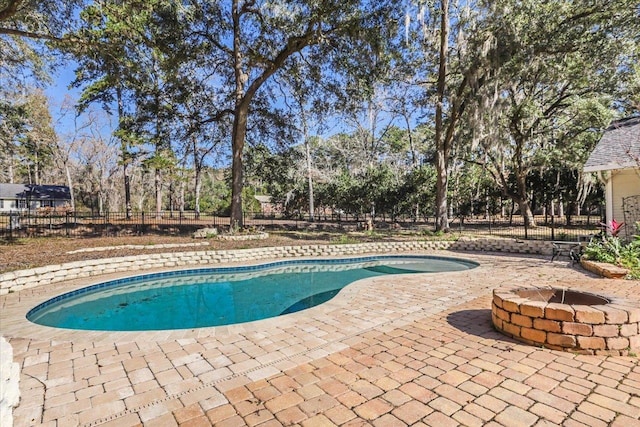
(446, 308, 518, 346)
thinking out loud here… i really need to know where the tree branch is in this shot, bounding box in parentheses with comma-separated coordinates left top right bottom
(0, 26, 59, 40)
(188, 109, 235, 135)
(0, 0, 24, 22)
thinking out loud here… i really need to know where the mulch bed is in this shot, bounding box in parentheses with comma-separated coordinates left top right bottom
(0, 231, 420, 274)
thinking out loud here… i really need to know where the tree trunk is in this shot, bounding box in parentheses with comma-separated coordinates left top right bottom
(515, 196, 536, 228)
(434, 0, 450, 232)
(558, 194, 564, 218)
(64, 162, 75, 210)
(230, 106, 248, 228)
(509, 199, 514, 224)
(566, 201, 575, 226)
(305, 140, 315, 222)
(435, 151, 449, 230)
(124, 165, 132, 219)
(155, 168, 162, 218)
(515, 173, 536, 227)
(117, 88, 132, 219)
(98, 178, 105, 215)
(169, 181, 174, 218)
(302, 122, 315, 222)
(230, 0, 245, 229)
(34, 150, 39, 185)
(485, 191, 490, 219)
(190, 134, 203, 219)
(194, 164, 202, 219)
(179, 175, 185, 218)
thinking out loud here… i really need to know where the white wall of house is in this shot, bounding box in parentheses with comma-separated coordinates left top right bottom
(0, 200, 20, 213)
(0, 199, 67, 213)
(607, 168, 640, 239)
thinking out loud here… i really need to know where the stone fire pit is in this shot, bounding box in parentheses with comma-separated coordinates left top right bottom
(492, 287, 639, 355)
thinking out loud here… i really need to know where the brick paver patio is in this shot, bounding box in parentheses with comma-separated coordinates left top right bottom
(2, 251, 639, 426)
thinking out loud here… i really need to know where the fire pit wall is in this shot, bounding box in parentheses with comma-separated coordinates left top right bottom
(492, 288, 640, 356)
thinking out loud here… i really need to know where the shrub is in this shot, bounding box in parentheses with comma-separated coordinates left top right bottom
(583, 228, 640, 279)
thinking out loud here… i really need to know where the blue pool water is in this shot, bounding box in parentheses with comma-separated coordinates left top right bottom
(27, 255, 477, 331)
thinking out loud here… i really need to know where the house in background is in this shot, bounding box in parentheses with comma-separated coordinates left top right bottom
(584, 116, 640, 240)
(254, 195, 282, 215)
(0, 184, 72, 213)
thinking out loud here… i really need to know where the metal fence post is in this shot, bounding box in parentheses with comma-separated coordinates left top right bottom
(551, 215, 555, 241)
(65, 212, 69, 236)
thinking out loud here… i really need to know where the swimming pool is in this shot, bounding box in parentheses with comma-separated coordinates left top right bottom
(27, 255, 477, 331)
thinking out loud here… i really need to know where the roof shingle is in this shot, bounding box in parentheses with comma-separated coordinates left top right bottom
(0, 184, 71, 200)
(584, 116, 640, 172)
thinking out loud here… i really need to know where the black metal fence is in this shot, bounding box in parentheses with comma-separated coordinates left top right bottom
(250, 213, 600, 242)
(0, 210, 601, 242)
(0, 211, 230, 239)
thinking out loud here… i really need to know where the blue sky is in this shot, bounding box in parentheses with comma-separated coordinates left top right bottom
(42, 55, 416, 170)
(45, 61, 87, 134)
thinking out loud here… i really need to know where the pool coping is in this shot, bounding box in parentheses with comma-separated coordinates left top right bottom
(26, 254, 479, 325)
(1, 252, 480, 343)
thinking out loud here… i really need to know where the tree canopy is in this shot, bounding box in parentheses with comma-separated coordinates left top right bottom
(1, 0, 638, 227)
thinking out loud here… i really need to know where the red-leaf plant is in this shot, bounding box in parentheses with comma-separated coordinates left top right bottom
(600, 219, 625, 237)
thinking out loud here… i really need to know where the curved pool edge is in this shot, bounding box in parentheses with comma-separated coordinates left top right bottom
(26, 255, 479, 331)
(1, 251, 484, 343)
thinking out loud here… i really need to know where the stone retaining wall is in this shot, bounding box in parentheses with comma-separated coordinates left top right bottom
(492, 288, 640, 356)
(216, 232, 269, 241)
(0, 238, 553, 295)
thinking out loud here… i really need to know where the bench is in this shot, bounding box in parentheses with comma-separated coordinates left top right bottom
(551, 241, 583, 262)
